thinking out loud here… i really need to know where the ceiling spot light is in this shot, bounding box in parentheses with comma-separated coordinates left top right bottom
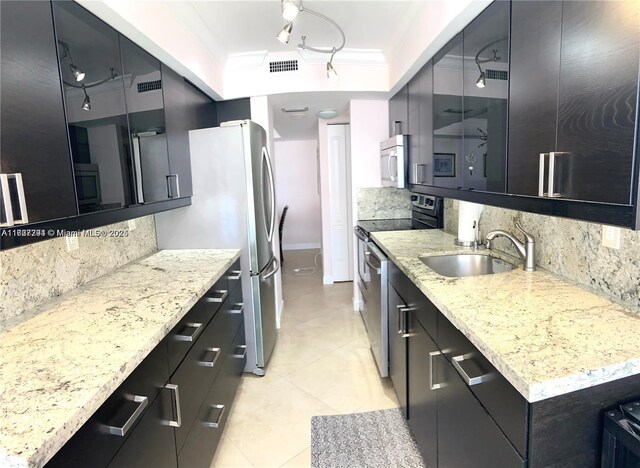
(476, 71, 486, 88)
(277, 22, 293, 45)
(69, 63, 85, 82)
(326, 48, 338, 81)
(82, 86, 91, 111)
(281, 0, 300, 21)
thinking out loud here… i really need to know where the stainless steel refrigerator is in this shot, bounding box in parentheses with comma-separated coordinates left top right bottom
(155, 120, 278, 376)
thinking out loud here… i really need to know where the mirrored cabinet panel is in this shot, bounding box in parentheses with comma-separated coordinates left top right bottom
(462, 0, 509, 193)
(120, 36, 172, 204)
(1, 0, 77, 225)
(52, 0, 135, 214)
(432, 33, 464, 190)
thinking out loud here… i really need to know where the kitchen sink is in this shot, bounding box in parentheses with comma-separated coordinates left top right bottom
(419, 253, 516, 277)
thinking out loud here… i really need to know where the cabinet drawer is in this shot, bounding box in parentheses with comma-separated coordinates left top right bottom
(108, 387, 177, 468)
(438, 358, 526, 468)
(177, 326, 245, 468)
(46, 340, 169, 468)
(438, 314, 529, 458)
(167, 272, 232, 373)
(226, 259, 242, 295)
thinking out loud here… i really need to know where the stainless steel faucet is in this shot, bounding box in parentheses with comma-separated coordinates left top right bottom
(485, 223, 536, 272)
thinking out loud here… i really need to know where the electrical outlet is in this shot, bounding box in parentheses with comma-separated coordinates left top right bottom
(128, 219, 137, 231)
(601, 225, 622, 249)
(65, 235, 79, 252)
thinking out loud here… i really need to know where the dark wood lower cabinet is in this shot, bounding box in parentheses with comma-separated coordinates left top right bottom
(46, 262, 245, 468)
(108, 387, 177, 468)
(437, 358, 524, 468)
(388, 285, 408, 417)
(407, 315, 438, 468)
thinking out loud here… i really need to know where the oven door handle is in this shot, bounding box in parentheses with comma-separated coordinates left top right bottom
(364, 254, 381, 274)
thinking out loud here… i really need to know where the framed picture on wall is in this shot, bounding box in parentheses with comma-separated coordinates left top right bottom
(434, 153, 456, 177)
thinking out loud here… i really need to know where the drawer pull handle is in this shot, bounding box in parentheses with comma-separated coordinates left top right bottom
(105, 395, 148, 437)
(233, 345, 247, 359)
(206, 289, 228, 303)
(230, 303, 244, 315)
(227, 270, 242, 281)
(429, 351, 444, 390)
(164, 384, 182, 428)
(204, 404, 226, 429)
(174, 322, 204, 342)
(452, 354, 492, 386)
(198, 347, 221, 368)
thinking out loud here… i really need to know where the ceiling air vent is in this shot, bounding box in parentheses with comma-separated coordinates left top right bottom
(269, 60, 299, 73)
(137, 80, 162, 93)
(486, 69, 508, 81)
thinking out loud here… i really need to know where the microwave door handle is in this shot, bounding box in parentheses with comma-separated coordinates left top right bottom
(0, 174, 14, 227)
(388, 151, 397, 182)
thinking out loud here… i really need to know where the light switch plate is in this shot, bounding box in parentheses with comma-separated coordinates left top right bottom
(128, 219, 137, 231)
(65, 235, 79, 252)
(601, 225, 622, 249)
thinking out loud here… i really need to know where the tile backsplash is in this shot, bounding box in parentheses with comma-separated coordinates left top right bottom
(0, 216, 157, 324)
(357, 187, 412, 220)
(444, 199, 640, 308)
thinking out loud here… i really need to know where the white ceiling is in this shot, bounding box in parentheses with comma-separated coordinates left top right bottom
(270, 90, 386, 140)
(189, 1, 427, 65)
(184, 1, 427, 141)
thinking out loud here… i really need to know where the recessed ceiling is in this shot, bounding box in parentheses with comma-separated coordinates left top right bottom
(270, 90, 386, 141)
(189, 1, 428, 65)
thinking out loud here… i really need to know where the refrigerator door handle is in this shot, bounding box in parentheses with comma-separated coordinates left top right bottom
(132, 135, 145, 204)
(260, 255, 280, 281)
(262, 146, 276, 243)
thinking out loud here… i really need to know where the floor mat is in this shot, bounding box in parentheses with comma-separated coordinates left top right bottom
(310, 408, 426, 468)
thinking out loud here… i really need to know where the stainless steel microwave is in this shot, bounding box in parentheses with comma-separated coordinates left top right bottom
(74, 163, 102, 206)
(380, 135, 407, 188)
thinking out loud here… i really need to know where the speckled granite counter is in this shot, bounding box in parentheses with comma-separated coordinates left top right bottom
(0, 249, 240, 468)
(371, 230, 640, 403)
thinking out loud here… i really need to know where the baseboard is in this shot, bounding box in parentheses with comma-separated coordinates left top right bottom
(353, 298, 363, 312)
(283, 243, 321, 250)
(323, 275, 333, 285)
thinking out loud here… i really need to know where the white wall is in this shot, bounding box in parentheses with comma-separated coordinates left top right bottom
(273, 140, 321, 250)
(348, 100, 389, 310)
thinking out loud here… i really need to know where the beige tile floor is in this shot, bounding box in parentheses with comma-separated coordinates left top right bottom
(211, 249, 399, 468)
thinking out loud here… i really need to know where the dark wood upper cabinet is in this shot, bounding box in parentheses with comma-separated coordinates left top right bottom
(389, 85, 409, 137)
(509, 0, 639, 205)
(162, 65, 218, 198)
(0, 0, 77, 225)
(119, 36, 172, 204)
(52, 0, 135, 214)
(462, 0, 509, 193)
(507, 1, 562, 198)
(432, 33, 464, 190)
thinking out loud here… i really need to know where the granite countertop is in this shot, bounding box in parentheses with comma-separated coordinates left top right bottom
(0, 249, 240, 468)
(371, 229, 640, 403)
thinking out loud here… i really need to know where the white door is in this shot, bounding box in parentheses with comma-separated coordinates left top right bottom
(327, 124, 353, 282)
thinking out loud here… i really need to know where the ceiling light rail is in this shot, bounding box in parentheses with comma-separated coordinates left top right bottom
(276, 0, 346, 80)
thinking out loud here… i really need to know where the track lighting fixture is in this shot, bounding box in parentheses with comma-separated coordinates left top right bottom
(474, 39, 503, 89)
(281, 0, 300, 21)
(326, 49, 338, 81)
(275, 0, 345, 80)
(81, 86, 91, 111)
(277, 22, 293, 45)
(58, 41, 85, 82)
